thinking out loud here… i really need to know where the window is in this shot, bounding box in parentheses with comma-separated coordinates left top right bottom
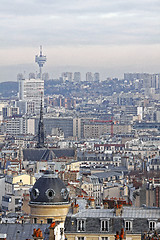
(125, 221, 132, 231)
(34, 218, 37, 224)
(15, 206, 21, 212)
(47, 218, 53, 224)
(2, 196, 11, 203)
(45, 189, 55, 199)
(2, 206, 8, 211)
(15, 199, 20, 205)
(61, 188, 68, 199)
(149, 221, 156, 231)
(77, 219, 86, 232)
(31, 188, 39, 199)
(101, 220, 109, 232)
(60, 228, 64, 236)
(78, 237, 84, 240)
(101, 238, 108, 240)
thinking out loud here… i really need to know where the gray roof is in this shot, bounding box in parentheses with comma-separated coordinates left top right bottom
(107, 165, 128, 172)
(71, 207, 160, 219)
(30, 171, 69, 204)
(72, 209, 114, 218)
(65, 207, 160, 234)
(93, 171, 122, 180)
(23, 148, 75, 161)
(0, 223, 49, 240)
(122, 207, 160, 219)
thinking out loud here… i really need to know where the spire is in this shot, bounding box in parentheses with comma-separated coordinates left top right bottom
(37, 92, 45, 148)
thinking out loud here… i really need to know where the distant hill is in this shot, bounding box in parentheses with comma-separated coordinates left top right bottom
(0, 81, 18, 98)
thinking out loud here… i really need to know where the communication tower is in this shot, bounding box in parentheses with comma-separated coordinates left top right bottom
(35, 46, 47, 79)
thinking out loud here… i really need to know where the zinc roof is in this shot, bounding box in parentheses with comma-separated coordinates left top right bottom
(72, 207, 160, 219)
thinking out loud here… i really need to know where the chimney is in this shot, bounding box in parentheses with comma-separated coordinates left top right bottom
(115, 231, 119, 240)
(120, 228, 125, 240)
(73, 203, 79, 214)
(32, 228, 44, 240)
(89, 197, 95, 209)
(71, 200, 79, 214)
(85, 203, 89, 209)
(115, 204, 123, 216)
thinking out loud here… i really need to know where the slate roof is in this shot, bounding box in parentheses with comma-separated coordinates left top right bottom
(23, 148, 75, 161)
(93, 171, 122, 181)
(71, 209, 114, 218)
(70, 207, 160, 219)
(0, 223, 50, 240)
(122, 207, 160, 219)
(65, 207, 160, 234)
(107, 165, 128, 172)
(30, 171, 69, 204)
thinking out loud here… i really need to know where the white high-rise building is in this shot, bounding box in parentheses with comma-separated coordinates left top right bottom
(94, 72, 100, 82)
(18, 78, 44, 114)
(86, 72, 93, 82)
(42, 72, 49, 81)
(61, 72, 73, 82)
(29, 72, 36, 79)
(5, 116, 27, 135)
(74, 72, 81, 82)
(5, 116, 35, 135)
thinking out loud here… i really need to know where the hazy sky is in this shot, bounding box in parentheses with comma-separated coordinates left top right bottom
(0, 0, 160, 81)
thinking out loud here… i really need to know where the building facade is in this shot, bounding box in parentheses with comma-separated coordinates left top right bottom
(18, 78, 44, 114)
(65, 207, 159, 240)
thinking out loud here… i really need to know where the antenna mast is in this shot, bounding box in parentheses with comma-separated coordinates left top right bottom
(35, 46, 47, 79)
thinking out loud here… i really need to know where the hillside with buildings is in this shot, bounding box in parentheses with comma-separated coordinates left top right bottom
(0, 50, 160, 239)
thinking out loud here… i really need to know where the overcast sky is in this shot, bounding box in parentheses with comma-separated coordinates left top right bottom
(0, 0, 160, 81)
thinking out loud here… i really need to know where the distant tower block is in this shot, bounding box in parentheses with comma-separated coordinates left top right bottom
(35, 46, 47, 79)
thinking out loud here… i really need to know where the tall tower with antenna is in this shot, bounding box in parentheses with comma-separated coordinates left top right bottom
(35, 46, 47, 79)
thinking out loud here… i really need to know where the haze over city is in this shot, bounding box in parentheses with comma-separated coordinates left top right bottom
(2, 1, 160, 239)
(0, 0, 160, 81)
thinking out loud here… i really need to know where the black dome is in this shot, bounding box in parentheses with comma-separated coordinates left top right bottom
(30, 171, 69, 204)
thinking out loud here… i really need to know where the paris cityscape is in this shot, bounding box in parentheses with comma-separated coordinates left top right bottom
(0, 0, 160, 240)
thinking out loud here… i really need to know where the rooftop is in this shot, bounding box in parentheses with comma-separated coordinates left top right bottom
(70, 206, 160, 219)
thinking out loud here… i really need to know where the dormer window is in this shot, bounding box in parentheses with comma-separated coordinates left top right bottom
(77, 219, 86, 232)
(31, 188, 39, 199)
(100, 219, 109, 232)
(125, 221, 132, 231)
(149, 221, 156, 231)
(78, 237, 85, 240)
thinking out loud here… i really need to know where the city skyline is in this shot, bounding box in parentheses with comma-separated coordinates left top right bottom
(0, 0, 160, 81)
